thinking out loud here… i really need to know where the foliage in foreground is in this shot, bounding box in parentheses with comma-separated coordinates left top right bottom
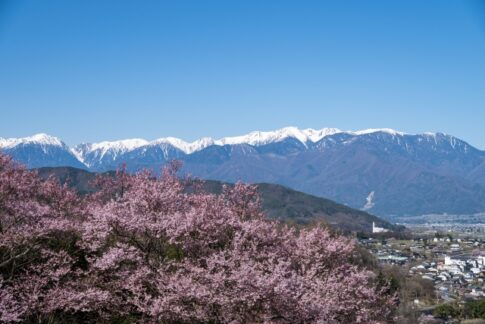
(0, 153, 395, 323)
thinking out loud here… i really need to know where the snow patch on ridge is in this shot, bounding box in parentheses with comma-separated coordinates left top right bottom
(70, 148, 86, 164)
(362, 191, 376, 211)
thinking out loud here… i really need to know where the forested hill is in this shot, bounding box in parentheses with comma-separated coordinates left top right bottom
(37, 166, 401, 234)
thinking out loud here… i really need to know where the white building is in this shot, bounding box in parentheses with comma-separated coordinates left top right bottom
(372, 222, 389, 233)
(477, 256, 485, 266)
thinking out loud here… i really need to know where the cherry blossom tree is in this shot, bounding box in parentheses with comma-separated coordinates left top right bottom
(0, 154, 86, 322)
(0, 152, 396, 323)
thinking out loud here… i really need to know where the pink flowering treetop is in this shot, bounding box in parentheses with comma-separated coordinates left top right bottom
(0, 152, 396, 323)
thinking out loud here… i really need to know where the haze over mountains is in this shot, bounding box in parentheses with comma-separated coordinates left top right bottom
(2, 127, 485, 219)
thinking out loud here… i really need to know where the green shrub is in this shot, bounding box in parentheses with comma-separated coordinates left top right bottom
(433, 304, 460, 320)
(465, 300, 485, 319)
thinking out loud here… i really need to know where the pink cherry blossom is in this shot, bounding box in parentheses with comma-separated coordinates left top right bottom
(0, 152, 395, 322)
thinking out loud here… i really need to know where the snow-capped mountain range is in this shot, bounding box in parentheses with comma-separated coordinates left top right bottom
(2, 127, 485, 218)
(0, 127, 444, 160)
(73, 127, 408, 157)
(71, 127, 398, 162)
(1, 127, 402, 167)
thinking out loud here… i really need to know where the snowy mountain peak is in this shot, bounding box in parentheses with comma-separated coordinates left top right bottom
(301, 128, 343, 142)
(153, 137, 216, 154)
(72, 138, 149, 166)
(217, 127, 342, 147)
(349, 128, 405, 136)
(88, 138, 149, 153)
(152, 137, 190, 152)
(0, 133, 64, 149)
(191, 137, 216, 152)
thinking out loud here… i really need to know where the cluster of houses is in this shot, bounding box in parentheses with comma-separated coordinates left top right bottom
(358, 237, 416, 265)
(409, 255, 485, 300)
(359, 232, 485, 301)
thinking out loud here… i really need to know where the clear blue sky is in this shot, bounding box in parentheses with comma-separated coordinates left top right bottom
(1, 0, 485, 148)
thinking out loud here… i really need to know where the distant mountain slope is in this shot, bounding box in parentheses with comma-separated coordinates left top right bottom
(4, 127, 485, 217)
(37, 166, 101, 194)
(36, 166, 397, 234)
(199, 180, 400, 233)
(179, 132, 485, 217)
